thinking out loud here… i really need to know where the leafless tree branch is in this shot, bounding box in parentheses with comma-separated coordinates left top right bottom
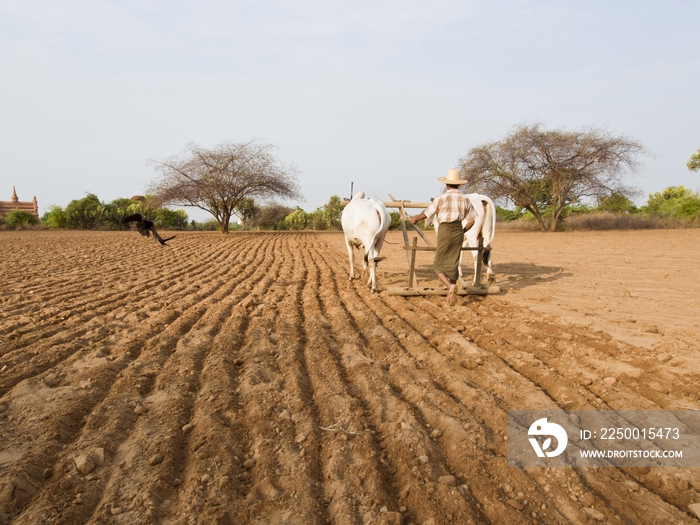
(459, 123, 647, 231)
(147, 140, 303, 233)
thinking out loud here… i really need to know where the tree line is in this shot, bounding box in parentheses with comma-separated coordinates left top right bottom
(39, 194, 188, 230)
(494, 185, 700, 229)
(31, 193, 403, 232)
(4, 127, 697, 232)
(145, 129, 697, 234)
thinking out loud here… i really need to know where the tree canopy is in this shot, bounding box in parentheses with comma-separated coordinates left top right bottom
(235, 198, 259, 230)
(459, 123, 646, 231)
(596, 192, 637, 213)
(148, 140, 303, 233)
(688, 148, 700, 172)
(645, 185, 700, 218)
(64, 193, 109, 229)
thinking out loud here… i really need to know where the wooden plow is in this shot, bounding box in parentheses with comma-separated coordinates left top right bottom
(382, 195, 501, 298)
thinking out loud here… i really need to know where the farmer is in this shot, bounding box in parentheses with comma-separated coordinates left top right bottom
(410, 168, 475, 305)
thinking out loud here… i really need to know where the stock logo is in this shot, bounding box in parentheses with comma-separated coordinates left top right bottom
(528, 418, 568, 458)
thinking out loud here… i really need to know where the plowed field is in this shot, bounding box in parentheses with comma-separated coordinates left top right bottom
(1, 229, 699, 525)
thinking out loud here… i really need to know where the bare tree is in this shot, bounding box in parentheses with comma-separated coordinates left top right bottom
(148, 140, 303, 233)
(459, 123, 646, 231)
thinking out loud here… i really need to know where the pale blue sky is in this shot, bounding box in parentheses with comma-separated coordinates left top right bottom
(1, 0, 698, 221)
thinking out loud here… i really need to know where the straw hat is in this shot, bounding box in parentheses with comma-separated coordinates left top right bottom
(437, 168, 468, 185)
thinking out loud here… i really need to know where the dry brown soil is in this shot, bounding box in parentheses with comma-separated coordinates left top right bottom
(1, 228, 699, 525)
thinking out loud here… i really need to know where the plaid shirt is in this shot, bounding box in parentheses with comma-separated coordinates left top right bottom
(424, 189, 473, 225)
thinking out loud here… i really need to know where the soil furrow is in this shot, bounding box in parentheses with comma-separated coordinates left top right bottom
(158, 234, 292, 524)
(310, 242, 488, 524)
(317, 240, 696, 524)
(1, 234, 270, 521)
(227, 233, 326, 524)
(301, 238, 398, 525)
(2, 230, 699, 525)
(80, 233, 277, 524)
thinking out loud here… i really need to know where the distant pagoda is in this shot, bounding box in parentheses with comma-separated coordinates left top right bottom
(0, 187, 40, 220)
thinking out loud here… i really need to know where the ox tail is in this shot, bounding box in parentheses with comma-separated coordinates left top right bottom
(479, 196, 496, 267)
(482, 243, 491, 266)
(368, 199, 389, 262)
(482, 197, 496, 243)
(376, 203, 389, 239)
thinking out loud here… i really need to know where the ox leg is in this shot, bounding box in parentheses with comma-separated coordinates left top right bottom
(484, 245, 496, 285)
(473, 243, 495, 286)
(365, 249, 376, 292)
(487, 268, 496, 284)
(345, 240, 355, 280)
(365, 245, 379, 292)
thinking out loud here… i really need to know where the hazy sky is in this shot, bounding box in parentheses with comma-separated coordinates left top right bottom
(1, 0, 698, 221)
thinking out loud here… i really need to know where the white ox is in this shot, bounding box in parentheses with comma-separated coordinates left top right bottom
(434, 193, 496, 286)
(341, 192, 391, 293)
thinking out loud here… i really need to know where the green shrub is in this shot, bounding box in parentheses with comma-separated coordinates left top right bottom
(283, 208, 310, 230)
(677, 197, 700, 217)
(596, 193, 638, 214)
(199, 220, 222, 231)
(308, 209, 329, 230)
(4, 210, 39, 229)
(41, 205, 68, 228)
(154, 208, 188, 229)
(65, 193, 109, 229)
(644, 186, 700, 219)
(495, 206, 522, 222)
(323, 195, 343, 230)
(389, 211, 402, 230)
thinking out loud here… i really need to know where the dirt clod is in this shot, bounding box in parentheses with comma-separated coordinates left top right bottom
(438, 475, 456, 486)
(74, 454, 95, 475)
(580, 493, 595, 507)
(507, 498, 524, 510)
(0, 480, 16, 504)
(583, 507, 606, 521)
